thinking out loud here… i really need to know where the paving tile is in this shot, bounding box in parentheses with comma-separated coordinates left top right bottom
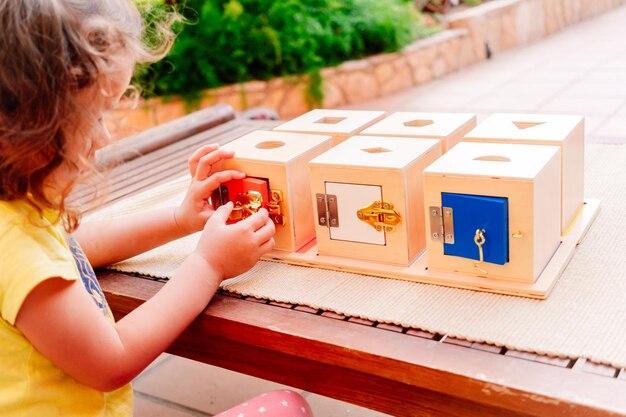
(563, 80, 626, 98)
(133, 356, 295, 415)
(468, 95, 544, 113)
(303, 392, 393, 417)
(135, 353, 175, 382)
(134, 394, 203, 417)
(580, 115, 609, 138)
(581, 70, 626, 84)
(513, 70, 583, 85)
(539, 96, 624, 117)
(590, 114, 626, 140)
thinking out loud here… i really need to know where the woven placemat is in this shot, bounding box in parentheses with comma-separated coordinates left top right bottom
(101, 144, 626, 368)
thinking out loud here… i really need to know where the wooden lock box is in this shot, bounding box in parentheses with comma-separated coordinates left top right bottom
(423, 142, 561, 283)
(273, 109, 385, 145)
(462, 113, 584, 234)
(214, 130, 333, 252)
(309, 135, 441, 265)
(360, 112, 477, 152)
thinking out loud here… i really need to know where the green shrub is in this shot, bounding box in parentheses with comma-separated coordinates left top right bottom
(135, 0, 434, 103)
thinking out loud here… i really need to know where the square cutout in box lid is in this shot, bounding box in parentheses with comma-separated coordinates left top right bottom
(273, 109, 385, 135)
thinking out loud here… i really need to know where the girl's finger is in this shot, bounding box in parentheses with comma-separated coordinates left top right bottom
(202, 170, 245, 193)
(188, 144, 219, 176)
(257, 237, 275, 255)
(194, 148, 235, 180)
(253, 218, 276, 244)
(238, 208, 270, 232)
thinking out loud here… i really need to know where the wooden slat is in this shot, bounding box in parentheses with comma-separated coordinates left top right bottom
(406, 328, 438, 339)
(375, 323, 404, 333)
(442, 335, 474, 348)
(97, 104, 235, 168)
(293, 305, 320, 314)
(470, 341, 504, 354)
(573, 358, 619, 378)
(347, 317, 376, 326)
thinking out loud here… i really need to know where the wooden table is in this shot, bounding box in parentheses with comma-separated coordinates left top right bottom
(89, 107, 626, 417)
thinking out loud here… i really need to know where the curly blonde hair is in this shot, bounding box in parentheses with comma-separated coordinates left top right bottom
(0, 0, 178, 231)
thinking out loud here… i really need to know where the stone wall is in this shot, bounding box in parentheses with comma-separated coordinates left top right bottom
(106, 0, 626, 139)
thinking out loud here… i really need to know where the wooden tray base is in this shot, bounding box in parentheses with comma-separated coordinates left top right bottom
(263, 199, 600, 299)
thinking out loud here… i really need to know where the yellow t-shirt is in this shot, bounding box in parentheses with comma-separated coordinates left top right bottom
(0, 200, 132, 416)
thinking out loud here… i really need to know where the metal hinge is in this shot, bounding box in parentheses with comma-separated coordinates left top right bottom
(316, 193, 339, 228)
(357, 200, 401, 233)
(429, 206, 455, 243)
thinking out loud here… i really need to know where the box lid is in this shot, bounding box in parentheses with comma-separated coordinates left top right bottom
(464, 113, 583, 143)
(220, 130, 333, 163)
(273, 109, 385, 135)
(424, 142, 560, 179)
(310, 135, 440, 169)
(361, 112, 476, 138)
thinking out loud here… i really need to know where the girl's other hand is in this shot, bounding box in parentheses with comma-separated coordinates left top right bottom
(194, 202, 276, 281)
(175, 144, 244, 234)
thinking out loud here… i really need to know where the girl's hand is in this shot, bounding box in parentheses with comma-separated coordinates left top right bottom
(174, 144, 244, 234)
(194, 202, 276, 281)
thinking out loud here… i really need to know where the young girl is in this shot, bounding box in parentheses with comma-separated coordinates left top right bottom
(0, 1, 313, 416)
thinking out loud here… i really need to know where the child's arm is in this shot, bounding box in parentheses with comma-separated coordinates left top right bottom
(15, 202, 275, 392)
(75, 144, 244, 267)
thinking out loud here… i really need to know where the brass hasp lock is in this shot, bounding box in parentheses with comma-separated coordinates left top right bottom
(356, 200, 401, 232)
(228, 189, 285, 225)
(229, 191, 263, 221)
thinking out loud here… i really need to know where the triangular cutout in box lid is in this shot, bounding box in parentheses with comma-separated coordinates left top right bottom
(512, 121, 545, 130)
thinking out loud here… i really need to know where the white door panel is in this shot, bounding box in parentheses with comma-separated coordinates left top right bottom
(325, 182, 385, 245)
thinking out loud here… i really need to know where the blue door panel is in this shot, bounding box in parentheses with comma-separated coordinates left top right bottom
(441, 193, 509, 265)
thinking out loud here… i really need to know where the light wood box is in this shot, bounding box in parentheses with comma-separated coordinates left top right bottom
(216, 130, 333, 251)
(273, 109, 385, 145)
(309, 135, 442, 265)
(360, 112, 477, 152)
(462, 113, 584, 234)
(423, 142, 561, 283)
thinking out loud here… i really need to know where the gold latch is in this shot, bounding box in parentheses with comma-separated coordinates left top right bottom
(228, 189, 285, 225)
(356, 200, 401, 232)
(229, 191, 263, 221)
(267, 190, 285, 225)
